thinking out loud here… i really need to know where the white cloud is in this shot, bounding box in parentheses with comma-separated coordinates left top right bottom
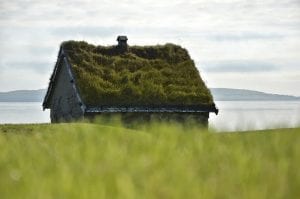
(202, 60, 278, 73)
(0, 68, 51, 92)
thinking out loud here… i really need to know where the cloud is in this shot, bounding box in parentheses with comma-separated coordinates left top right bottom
(202, 60, 278, 73)
(0, 0, 299, 95)
(1, 61, 53, 74)
(0, 68, 50, 91)
(207, 32, 285, 41)
(51, 26, 125, 38)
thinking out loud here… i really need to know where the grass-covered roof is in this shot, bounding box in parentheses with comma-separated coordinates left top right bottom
(61, 40, 214, 107)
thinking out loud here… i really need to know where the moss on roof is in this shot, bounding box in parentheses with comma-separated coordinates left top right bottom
(61, 41, 214, 107)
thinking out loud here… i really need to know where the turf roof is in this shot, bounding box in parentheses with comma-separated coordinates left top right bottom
(61, 41, 214, 107)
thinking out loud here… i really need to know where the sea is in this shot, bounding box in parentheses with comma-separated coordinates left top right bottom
(0, 101, 300, 132)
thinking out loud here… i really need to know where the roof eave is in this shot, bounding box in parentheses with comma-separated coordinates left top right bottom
(85, 105, 219, 115)
(43, 47, 63, 110)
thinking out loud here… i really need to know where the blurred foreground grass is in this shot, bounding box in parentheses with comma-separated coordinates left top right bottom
(0, 122, 299, 199)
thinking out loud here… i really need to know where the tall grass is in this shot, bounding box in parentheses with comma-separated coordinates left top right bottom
(0, 122, 299, 198)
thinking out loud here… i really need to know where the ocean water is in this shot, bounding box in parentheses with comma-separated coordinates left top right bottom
(210, 101, 300, 131)
(0, 102, 50, 124)
(0, 101, 300, 131)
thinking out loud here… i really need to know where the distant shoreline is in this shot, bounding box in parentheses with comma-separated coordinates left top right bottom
(210, 88, 300, 101)
(0, 88, 299, 102)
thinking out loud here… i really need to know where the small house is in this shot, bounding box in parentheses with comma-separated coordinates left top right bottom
(43, 36, 218, 125)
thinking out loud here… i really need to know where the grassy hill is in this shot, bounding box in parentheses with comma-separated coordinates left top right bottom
(62, 41, 214, 107)
(0, 122, 299, 198)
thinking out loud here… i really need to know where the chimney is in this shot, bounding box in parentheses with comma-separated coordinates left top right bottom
(117, 36, 128, 52)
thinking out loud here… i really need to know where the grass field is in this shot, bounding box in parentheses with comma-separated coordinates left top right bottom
(0, 122, 299, 199)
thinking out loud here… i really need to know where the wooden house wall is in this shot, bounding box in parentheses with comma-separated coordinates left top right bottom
(49, 59, 84, 122)
(85, 112, 209, 127)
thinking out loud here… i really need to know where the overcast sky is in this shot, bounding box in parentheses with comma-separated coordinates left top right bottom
(0, 0, 300, 95)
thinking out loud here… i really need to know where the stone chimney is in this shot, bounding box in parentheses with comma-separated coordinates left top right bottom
(116, 35, 128, 52)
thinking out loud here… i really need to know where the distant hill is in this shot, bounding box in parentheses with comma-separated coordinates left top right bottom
(0, 88, 299, 102)
(210, 88, 300, 101)
(0, 89, 46, 102)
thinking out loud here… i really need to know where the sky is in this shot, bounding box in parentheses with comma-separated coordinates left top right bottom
(0, 0, 300, 95)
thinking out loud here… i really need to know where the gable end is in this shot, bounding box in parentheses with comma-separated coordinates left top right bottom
(43, 47, 86, 113)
